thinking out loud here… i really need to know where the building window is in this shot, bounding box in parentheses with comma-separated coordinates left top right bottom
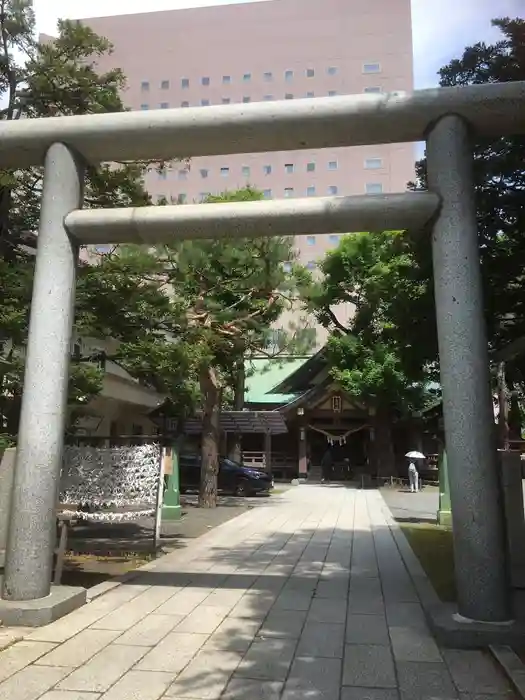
(329, 234, 340, 245)
(285, 70, 293, 81)
(140, 104, 149, 110)
(364, 86, 381, 93)
(328, 185, 339, 195)
(242, 96, 251, 103)
(222, 97, 231, 104)
(181, 78, 189, 88)
(328, 161, 338, 171)
(161, 80, 170, 90)
(365, 157, 383, 169)
(363, 62, 381, 74)
(243, 73, 251, 82)
(366, 182, 383, 194)
(263, 165, 272, 175)
(306, 261, 316, 270)
(285, 163, 294, 174)
(263, 189, 272, 198)
(141, 81, 150, 91)
(283, 261, 292, 272)
(202, 76, 210, 86)
(160, 102, 169, 109)
(327, 66, 338, 76)
(307, 162, 315, 172)
(242, 166, 250, 178)
(306, 235, 316, 246)
(178, 170, 188, 180)
(223, 75, 231, 84)
(328, 90, 337, 97)
(177, 193, 187, 204)
(220, 167, 229, 177)
(306, 91, 314, 98)
(306, 68, 315, 78)
(158, 170, 167, 180)
(284, 187, 294, 197)
(264, 71, 273, 81)
(306, 186, 316, 196)
(285, 93, 293, 100)
(201, 99, 210, 106)
(264, 95, 273, 101)
(181, 101, 189, 108)
(200, 168, 209, 179)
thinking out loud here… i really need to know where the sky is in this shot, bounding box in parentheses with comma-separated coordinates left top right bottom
(34, 0, 524, 89)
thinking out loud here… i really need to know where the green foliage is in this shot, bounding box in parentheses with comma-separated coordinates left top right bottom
(0, 6, 155, 435)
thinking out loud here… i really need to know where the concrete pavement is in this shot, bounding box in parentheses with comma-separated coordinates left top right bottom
(0, 485, 515, 699)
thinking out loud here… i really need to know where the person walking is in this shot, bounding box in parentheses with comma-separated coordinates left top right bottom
(408, 460, 419, 493)
(321, 448, 333, 483)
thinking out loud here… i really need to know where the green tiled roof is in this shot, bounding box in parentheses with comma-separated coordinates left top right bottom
(244, 357, 310, 405)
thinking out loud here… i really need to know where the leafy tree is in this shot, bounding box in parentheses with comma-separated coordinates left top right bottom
(0, 6, 156, 435)
(304, 231, 435, 475)
(100, 188, 310, 507)
(410, 16, 525, 424)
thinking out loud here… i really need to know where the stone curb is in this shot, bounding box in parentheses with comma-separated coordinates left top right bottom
(490, 645, 525, 700)
(378, 492, 525, 650)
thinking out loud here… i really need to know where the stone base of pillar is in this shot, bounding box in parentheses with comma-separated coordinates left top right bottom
(162, 504, 182, 521)
(437, 509, 452, 527)
(428, 602, 523, 648)
(0, 580, 86, 627)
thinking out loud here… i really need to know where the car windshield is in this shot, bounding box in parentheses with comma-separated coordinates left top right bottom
(221, 458, 243, 469)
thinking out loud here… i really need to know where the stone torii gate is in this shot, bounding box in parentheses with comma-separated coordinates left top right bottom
(0, 82, 524, 627)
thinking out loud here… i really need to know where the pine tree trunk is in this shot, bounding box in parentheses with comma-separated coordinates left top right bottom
(229, 361, 245, 463)
(199, 365, 220, 508)
(372, 406, 397, 477)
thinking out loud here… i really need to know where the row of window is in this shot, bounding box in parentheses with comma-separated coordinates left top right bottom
(140, 86, 382, 111)
(141, 64, 381, 92)
(162, 159, 383, 181)
(170, 182, 383, 203)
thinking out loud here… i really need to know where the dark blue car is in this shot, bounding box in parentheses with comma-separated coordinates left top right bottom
(179, 454, 274, 496)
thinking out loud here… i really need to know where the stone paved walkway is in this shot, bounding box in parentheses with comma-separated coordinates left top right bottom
(0, 486, 515, 700)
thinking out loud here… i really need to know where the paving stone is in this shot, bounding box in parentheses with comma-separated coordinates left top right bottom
(136, 632, 208, 672)
(99, 670, 175, 700)
(35, 629, 121, 668)
(308, 597, 347, 624)
(396, 661, 458, 700)
(257, 610, 307, 639)
(315, 579, 349, 599)
(0, 627, 32, 651)
(389, 626, 442, 663)
(346, 614, 389, 646)
(39, 692, 102, 700)
(27, 607, 114, 644)
(284, 655, 341, 697)
(296, 622, 345, 658)
(0, 640, 57, 682)
(0, 664, 72, 700)
(222, 677, 283, 699)
(342, 689, 399, 700)
(348, 588, 385, 615)
(117, 614, 184, 646)
(228, 594, 275, 619)
(343, 644, 396, 688)
(442, 649, 512, 695)
(175, 606, 229, 634)
(203, 617, 261, 652)
(235, 637, 296, 681)
(90, 587, 176, 631)
(56, 644, 148, 693)
(200, 590, 245, 610)
(385, 602, 427, 629)
(165, 650, 242, 698)
(273, 592, 312, 611)
(155, 589, 212, 616)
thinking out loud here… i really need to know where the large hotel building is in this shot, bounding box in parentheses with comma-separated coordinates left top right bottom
(79, 0, 415, 342)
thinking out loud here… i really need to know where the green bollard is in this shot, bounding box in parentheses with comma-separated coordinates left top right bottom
(437, 447, 452, 527)
(162, 444, 182, 521)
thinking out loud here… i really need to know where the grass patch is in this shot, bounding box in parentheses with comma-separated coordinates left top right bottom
(400, 522, 456, 602)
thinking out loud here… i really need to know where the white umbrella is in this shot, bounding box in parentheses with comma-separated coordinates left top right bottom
(405, 451, 425, 459)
